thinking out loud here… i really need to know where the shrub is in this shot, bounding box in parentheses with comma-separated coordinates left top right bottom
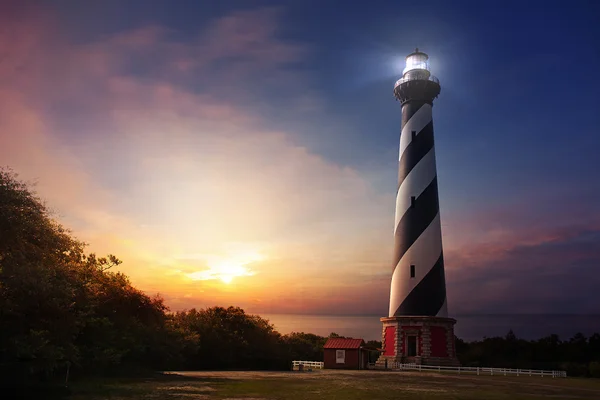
(589, 362, 600, 378)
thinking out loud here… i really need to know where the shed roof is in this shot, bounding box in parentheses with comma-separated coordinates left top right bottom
(323, 338, 365, 349)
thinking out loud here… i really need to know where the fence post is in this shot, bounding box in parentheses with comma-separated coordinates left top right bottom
(477, 367, 480, 376)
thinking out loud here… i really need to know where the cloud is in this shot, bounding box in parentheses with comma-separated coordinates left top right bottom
(437, 190, 600, 315)
(446, 225, 600, 315)
(0, 4, 392, 311)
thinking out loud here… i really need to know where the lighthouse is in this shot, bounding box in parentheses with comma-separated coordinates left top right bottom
(378, 49, 459, 367)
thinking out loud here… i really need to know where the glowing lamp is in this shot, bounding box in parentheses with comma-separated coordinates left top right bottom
(402, 48, 431, 79)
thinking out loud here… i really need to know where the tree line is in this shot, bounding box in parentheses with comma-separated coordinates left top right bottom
(456, 330, 600, 377)
(0, 167, 598, 386)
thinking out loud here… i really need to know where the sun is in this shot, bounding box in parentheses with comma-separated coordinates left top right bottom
(213, 261, 254, 284)
(186, 251, 262, 284)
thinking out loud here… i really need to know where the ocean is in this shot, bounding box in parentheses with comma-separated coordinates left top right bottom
(261, 314, 600, 342)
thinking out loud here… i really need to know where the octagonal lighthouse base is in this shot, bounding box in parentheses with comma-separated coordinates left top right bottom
(376, 316, 460, 367)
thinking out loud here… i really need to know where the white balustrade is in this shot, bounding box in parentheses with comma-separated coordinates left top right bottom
(368, 363, 567, 378)
(292, 361, 324, 370)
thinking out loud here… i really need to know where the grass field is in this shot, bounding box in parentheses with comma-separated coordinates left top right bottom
(69, 369, 600, 400)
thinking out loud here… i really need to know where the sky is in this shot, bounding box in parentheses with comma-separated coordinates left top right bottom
(1, 0, 599, 316)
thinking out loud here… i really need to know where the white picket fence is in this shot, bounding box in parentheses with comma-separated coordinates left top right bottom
(369, 362, 567, 378)
(292, 361, 324, 370)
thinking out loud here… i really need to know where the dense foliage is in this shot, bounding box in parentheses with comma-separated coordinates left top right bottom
(172, 306, 285, 370)
(1, 167, 599, 384)
(456, 330, 600, 377)
(0, 168, 197, 383)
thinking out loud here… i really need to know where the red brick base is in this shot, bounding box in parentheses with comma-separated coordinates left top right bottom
(377, 316, 460, 367)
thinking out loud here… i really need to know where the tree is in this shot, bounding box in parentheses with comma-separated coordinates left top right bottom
(0, 168, 87, 380)
(0, 167, 197, 382)
(173, 306, 285, 370)
(589, 333, 600, 361)
(281, 332, 327, 362)
(567, 333, 588, 364)
(364, 340, 382, 363)
(590, 361, 600, 378)
(505, 329, 517, 342)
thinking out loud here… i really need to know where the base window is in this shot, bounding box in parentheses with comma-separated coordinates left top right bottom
(336, 349, 345, 363)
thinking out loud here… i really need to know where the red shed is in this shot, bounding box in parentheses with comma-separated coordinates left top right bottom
(323, 338, 369, 370)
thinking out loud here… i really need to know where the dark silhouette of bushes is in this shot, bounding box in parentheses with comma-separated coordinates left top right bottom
(171, 306, 287, 370)
(456, 329, 600, 377)
(0, 168, 196, 384)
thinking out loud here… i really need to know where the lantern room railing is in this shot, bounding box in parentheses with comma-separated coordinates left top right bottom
(394, 74, 439, 88)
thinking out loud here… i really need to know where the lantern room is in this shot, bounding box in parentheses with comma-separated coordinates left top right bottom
(403, 49, 431, 80)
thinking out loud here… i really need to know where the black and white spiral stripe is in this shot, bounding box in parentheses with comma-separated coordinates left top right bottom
(388, 100, 448, 318)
